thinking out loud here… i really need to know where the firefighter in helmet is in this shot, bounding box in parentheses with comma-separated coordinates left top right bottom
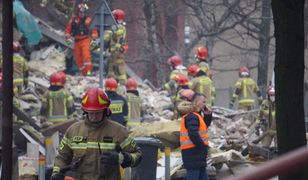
(125, 78, 143, 128)
(65, 3, 98, 76)
(195, 46, 210, 75)
(105, 78, 128, 126)
(164, 55, 187, 97)
(256, 86, 276, 148)
(52, 87, 142, 180)
(0, 41, 29, 95)
(40, 72, 75, 124)
(104, 9, 128, 85)
(189, 64, 214, 111)
(230, 66, 262, 110)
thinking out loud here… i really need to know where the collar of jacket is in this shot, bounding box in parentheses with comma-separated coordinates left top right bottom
(127, 90, 139, 96)
(196, 70, 207, 77)
(85, 116, 107, 129)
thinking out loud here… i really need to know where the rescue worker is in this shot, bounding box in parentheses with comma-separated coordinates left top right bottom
(195, 46, 210, 75)
(65, 3, 98, 76)
(163, 55, 187, 97)
(52, 87, 142, 180)
(125, 78, 143, 128)
(104, 9, 128, 85)
(256, 86, 276, 148)
(177, 89, 212, 180)
(189, 65, 213, 111)
(105, 78, 128, 126)
(40, 72, 75, 123)
(230, 66, 262, 110)
(174, 74, 190, 106)
(172, 74, 190, 120)
(1, 41, 29, 95)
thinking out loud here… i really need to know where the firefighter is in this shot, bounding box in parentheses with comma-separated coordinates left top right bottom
(65, 3, 98, 76)
(125, 78, 143, 128)
(172, 74, 190, 120)
(104, 9, 128, 85)
(230, 66, 262, 110)
(52, 87, 142, 180)
(189, 65, 214, 111)
(164, 55, 187, 97)
(40, 72, 75, 124)
(176, 89, 212, 180)
(195, 46, 210, 75)
(1, 41, 29, 95)
(256, 86, 276, 148)
(105, 78, 128, 126)
(174, 74, 190, 106)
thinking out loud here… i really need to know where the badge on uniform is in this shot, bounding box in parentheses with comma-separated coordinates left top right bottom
(72, 136, 84, 143)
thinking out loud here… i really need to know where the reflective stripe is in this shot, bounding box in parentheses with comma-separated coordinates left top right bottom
(181, 137, 209, 145)
(53, 166, 60, 173)
(239, 99, 255, 104)
(120, 136, 134, 149)
(180, 130, 208, 137)
(70, 142, 116, 150)
(48, 116, 67, 123)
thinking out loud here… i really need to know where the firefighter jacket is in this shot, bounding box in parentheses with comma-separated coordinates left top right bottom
(104, 24, 126, 54)
(178, 101, 211, 170)
(106, 91, 128, 126)
(230, 77, 262, 107)
(65, 16, 98, 40)
(53, 119, 142, 180)
(258, 99, 276, 133)
(0, 53, 28, 87)
(40, 86, 75, 123)
(164, 67, 188, 97)
(189, 71, 213, 110)
(126, 90, 143, 128)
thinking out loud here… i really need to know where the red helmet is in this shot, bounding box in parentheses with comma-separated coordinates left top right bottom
(188, 64, 200, 77)
(179, 89, 195, 101)
(126, 78, 138, 90)
(196, 46, 208, 61)
(112, 9, 125, 23)
(175, 74, 189, 86)
(167, 55, 183, 68)
(58, 71, 67, 85)
(50, 72, 64, 86)
(82, 87, 110, 111)
(77, 3, 87, 13)
(267, 86, 275, 96)
(105, 78, 118, 91)
(239, 66, 250, 77)
(13, 41, 21, 53)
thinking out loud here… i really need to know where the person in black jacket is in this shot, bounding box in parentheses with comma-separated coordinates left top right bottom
(177, 89, 212, 180)
(104, 77, 128, 126)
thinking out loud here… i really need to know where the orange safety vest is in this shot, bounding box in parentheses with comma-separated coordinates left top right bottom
(180, 112, 209, 150)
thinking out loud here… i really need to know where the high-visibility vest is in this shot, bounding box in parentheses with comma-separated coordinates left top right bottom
(180, 112, 209, 150)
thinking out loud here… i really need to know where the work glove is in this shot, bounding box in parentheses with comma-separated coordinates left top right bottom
(90, 39, 98, 49)
(100, 151, 121, 165)
(66, 38, 73, 45)
(51, 172, 65, 180)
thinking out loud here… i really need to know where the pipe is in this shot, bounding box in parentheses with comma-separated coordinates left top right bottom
(223, 147, 308, 180)
(1, 0, 14, 179)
